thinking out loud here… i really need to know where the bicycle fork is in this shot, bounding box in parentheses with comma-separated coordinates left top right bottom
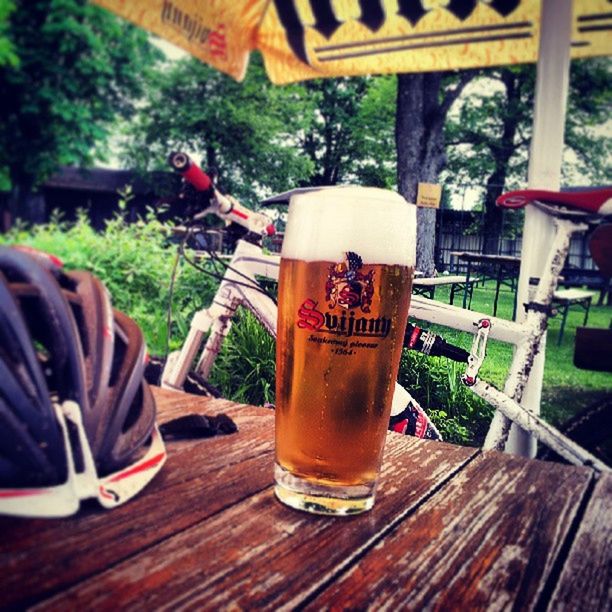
(162, 287, 241, 390)
(195, 300, 239, 380)
(489, 218, 588, 449)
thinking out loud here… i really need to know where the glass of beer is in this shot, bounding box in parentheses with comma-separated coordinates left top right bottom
(274, 186, 415, 515)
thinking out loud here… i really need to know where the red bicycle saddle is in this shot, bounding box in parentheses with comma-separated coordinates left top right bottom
(497, 189, 612, 215)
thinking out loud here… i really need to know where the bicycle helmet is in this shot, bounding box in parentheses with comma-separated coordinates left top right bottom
(0, 246, 157, 488)
(0, 268, 67, 486)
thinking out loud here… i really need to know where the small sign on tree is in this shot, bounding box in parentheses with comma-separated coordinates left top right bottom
(416, 183, 442, 209)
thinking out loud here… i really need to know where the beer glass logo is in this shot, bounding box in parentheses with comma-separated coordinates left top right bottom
(326, 251, 374, 313)
(296, 252, 391, 339)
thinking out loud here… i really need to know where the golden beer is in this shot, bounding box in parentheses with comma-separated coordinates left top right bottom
(276, 259, 413, 485)
(274, 187, 416, 515)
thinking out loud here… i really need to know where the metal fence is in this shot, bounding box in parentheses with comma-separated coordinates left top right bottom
(436, 211, 597, 274)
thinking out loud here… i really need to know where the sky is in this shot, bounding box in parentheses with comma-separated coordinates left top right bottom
(151, 37, 189, 61)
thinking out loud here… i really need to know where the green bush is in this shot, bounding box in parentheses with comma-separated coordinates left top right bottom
(209, 309, 276, 406)
(397, 351, 493, 445)
(0, 210, 216, 354)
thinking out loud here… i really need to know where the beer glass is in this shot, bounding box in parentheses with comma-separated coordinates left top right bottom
(274, 186, 416, 515)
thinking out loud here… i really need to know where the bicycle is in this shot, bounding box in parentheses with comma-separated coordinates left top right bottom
(159, 152, 444, 440)
(159, 152, 611, 472)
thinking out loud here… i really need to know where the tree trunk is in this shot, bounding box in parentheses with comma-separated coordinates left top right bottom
(481, 177, 506, 254)
(395, 70, 477, 275)
(396, 73, 446, 276)
(480, 69, 525, 254)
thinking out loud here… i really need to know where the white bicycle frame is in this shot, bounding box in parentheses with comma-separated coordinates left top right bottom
(162, 214, 609, 472)
(163, 239, 279, 386)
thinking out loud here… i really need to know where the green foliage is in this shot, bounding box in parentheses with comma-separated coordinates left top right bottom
(122, 57, 399, 197)
(446, 66, 535, 182)
(443, 60, 610, 253)
(209, 309, 276, 406)
(0, 211, 216, 354)
(351, 76, 397, 188)
(0, 0, 17, 68)
(445, 59, 612, 190)
(0, 0, 162, 191)
(397, 351, 493, 445)
(299, 75, 396, 187)
(563, 58, 612, 185)
(301, 77, 365, 185)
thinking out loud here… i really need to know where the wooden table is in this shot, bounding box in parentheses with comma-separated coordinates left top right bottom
(2, 388, 610, 610)
(450, 251, 522, 316)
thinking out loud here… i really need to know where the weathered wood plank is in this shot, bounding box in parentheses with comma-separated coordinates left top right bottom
(152, 386, 263, 422)
(548, 473, 612, 611)
(0, 392, 274, 610)
(307, 452, 592, 611)
(32, 436, 477, 610)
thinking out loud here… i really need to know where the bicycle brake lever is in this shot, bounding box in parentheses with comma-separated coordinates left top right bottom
(462, 319, 491, 387)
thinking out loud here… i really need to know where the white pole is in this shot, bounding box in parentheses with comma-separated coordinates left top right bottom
(486, 0, 573, 456)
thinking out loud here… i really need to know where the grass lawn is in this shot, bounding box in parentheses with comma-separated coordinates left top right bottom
(410, 280, 611, 428)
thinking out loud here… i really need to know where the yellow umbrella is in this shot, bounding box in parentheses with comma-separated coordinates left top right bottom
(93, 0, 611, 83)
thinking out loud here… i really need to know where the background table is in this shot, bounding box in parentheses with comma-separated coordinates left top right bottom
(1, 388, 610, 610)
(552, 288, 597, 345)
(450, 251, 521, 316)
(412, 274, 479, 308)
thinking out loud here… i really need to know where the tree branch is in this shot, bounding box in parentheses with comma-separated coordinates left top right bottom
(447, 129, 490, 148)
(515, 134, 530, 148)
(440, 69, 479, 116)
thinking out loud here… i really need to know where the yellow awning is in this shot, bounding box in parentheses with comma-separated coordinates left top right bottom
(93, 0, 612, 83)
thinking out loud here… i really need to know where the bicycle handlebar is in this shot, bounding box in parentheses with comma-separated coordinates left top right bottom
(168, 152, 275, 237)
(169, 151, 213, 191)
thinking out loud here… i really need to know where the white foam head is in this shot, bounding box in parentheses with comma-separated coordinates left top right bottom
(281, 186, 416, 266)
